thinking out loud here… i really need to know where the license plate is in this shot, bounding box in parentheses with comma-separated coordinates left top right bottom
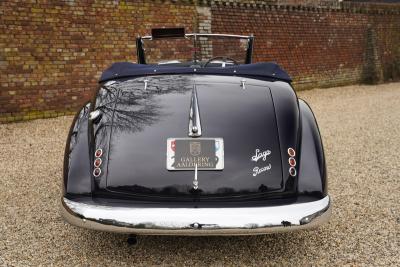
(166, 138, 224, 170)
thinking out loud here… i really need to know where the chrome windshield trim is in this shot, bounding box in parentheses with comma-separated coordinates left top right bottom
(141, 33, 252, 40)
(186, 33, 251, 39)
(61, 196, 331, 235)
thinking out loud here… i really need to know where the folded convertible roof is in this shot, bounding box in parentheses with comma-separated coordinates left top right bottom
(99, 62, 292, 83)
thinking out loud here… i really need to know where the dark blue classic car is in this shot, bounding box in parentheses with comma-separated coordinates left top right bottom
(61, 28, 331, 239)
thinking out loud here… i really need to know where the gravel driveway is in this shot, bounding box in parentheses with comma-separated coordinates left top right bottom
(1, 83, 399, 266)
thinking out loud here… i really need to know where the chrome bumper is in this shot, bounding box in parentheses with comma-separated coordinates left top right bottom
(61, 196, 331, 235)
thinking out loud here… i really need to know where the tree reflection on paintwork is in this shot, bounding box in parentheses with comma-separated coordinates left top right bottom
(92, 75, 193, 179)
(95, 75, 191, 133)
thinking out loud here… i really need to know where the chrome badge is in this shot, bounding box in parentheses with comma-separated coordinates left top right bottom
(190, 141, 201, 156)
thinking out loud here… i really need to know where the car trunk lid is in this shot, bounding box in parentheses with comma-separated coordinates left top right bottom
(102, 75, 284, 199)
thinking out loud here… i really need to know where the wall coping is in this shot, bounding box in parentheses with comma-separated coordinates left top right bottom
(189, 0, 400, 14)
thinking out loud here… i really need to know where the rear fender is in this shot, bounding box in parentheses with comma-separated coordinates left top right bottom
(63, 102, 93, 196)
(269, 81, 300, 193)
(297, 99, 327, 198)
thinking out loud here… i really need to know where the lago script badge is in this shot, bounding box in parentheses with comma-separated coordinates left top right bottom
(166, 138, 224, 170)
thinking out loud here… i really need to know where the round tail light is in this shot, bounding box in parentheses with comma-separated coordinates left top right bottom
(289, 157, 296, 167)
(93, 168, 102, 177)
(94, 158, 102, 168)
(289, 167, 297, 177)
(95, 148, 103, 158)
(288, 147, 296, 157)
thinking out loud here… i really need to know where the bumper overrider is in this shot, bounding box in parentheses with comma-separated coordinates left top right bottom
(61, 196, 331, 235)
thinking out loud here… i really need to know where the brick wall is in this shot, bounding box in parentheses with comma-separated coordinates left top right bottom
(212, 3, 400, 89)
(0, 1, 197, 122)
(1, 1, 399, 122)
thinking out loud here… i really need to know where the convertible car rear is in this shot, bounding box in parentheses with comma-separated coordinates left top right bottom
(61, 29, 331, 235)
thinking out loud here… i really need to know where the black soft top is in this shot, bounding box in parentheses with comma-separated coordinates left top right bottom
(99, 62, 292, 83)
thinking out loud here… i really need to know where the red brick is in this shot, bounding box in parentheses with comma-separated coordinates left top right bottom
(1, 1, 399, 123)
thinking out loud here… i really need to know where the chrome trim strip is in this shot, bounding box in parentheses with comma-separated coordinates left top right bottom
(186, 33, 251, 39)
(193, 164, 199, 190)
(61, 196, 331, 236)
(188, 85, 202, 137)
(141, 33, 252, 40)
(89, 110, 101, 121)
(240, 79, 246, 90)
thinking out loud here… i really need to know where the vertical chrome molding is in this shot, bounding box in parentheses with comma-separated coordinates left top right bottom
(144, 79, 148, 90)
(240, 79, 246, 90)
(188, 84, 202, 137)
(193, 164, 199, 190)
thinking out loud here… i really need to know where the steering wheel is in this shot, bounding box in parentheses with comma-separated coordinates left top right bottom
(204, 57, 239, 68)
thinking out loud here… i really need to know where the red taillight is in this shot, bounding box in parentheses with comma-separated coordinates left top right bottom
(95, 148, 103, 158)
(289, 157, 296, 167)
(289, 167, 297, 177)
(93, 168, 101, 177)
(287, 147, 295, 157)
(94, 158, 102, 168)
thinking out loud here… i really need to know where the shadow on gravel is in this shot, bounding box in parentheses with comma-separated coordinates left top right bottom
(74, 229, 320, 264)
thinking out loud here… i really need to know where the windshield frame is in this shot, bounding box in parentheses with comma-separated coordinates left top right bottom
(136, 33, 254, 65)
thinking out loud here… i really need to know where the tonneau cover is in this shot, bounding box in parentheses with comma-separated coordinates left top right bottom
(99, 62, 292, 83)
